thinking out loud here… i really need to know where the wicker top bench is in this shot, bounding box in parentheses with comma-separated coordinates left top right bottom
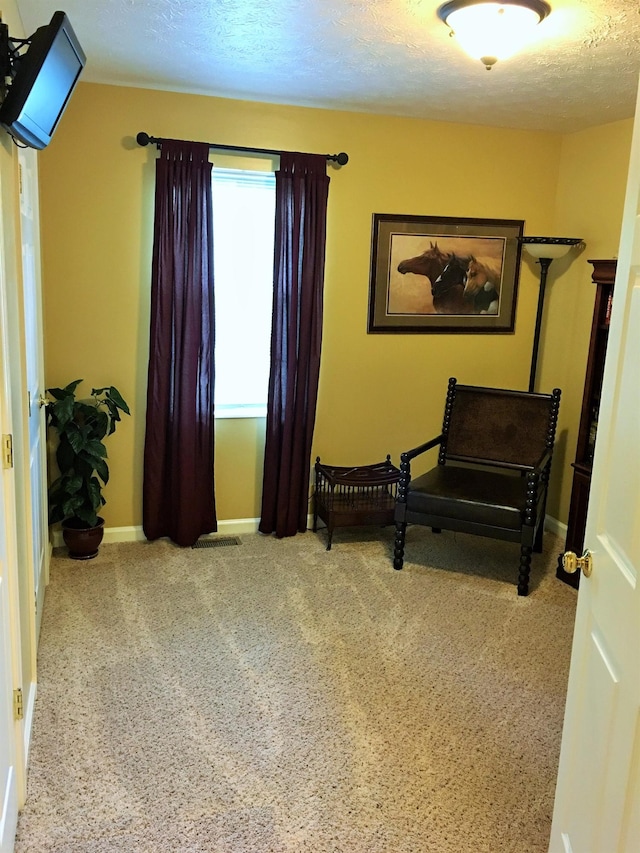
(312, 456, 400, 550)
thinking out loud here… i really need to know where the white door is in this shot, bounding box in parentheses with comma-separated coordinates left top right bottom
(0, 468, 19, 853)
(0, 177, 20, 853)
(549, 83, 640, 851)
(18, 149, 48, 633)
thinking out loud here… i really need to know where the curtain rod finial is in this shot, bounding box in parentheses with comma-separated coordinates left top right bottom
(136, 132, 151, 147)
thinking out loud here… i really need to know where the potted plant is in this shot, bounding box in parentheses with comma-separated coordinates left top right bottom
(46, 379, 130, 560)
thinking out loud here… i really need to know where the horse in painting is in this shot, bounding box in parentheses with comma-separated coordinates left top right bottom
(464, 256, 501, 314)
(397, 241, 450, 284)
(398, 243, 483, 314)
(431, 254, 476, 315)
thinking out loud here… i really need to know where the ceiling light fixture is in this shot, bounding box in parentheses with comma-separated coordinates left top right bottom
(437, 0, 551, 70)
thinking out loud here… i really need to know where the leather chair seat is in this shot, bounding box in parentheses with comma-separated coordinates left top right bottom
(407, 466, 526, 530)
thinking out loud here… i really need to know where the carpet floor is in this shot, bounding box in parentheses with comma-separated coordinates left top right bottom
(15, 525, 577, 852)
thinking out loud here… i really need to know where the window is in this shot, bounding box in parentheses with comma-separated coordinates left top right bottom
(211, 168, 275, 418)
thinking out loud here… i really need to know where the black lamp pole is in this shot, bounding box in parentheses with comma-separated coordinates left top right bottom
(520, 236, 582, 393)
(529, 256, 553, 393)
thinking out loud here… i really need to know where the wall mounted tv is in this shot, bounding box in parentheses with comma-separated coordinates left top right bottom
(0, 11, 86, 150)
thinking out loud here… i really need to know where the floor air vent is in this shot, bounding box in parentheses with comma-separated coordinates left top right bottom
(192, 536, 241, 549)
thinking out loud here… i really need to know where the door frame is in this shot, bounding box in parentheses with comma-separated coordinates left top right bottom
(0, 159, 26, 837)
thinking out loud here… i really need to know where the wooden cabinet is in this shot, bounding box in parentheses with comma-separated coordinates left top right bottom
(557, 258, 616, 588)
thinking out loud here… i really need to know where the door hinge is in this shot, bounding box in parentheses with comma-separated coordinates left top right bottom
(2, 433, 13, 469)
(13, 687, 23, 721)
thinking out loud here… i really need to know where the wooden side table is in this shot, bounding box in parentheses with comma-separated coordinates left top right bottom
(313, 456, 400, 550)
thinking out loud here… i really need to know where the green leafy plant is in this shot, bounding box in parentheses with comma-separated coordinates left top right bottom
(46, 380, 130, 528)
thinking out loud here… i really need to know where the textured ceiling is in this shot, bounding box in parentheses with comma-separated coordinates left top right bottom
(13, 0, 640, 132)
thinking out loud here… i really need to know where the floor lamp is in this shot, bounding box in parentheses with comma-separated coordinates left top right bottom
(520, 236, 582, 392)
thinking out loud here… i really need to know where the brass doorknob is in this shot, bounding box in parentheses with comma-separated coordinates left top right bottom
(38, 395, 49, 408)
(563, 549, 593, 578)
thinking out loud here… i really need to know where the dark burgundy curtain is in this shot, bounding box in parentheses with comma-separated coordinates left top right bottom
(143, 140, 217, 546)
(259, 152, 330, 537)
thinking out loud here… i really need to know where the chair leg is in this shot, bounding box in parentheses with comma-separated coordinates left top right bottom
(393, 522, 406, 570)
(533, 520, 544, 553)
(326, 523, 334, 551)
(518, 545, 532, 596)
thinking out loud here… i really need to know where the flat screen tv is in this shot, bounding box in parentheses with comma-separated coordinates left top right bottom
(0, 11, 86, 150)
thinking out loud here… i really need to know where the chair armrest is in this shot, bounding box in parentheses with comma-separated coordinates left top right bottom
(397, 435, 443, 504)
(401, 434, 443, 464)
(523, 448, 554, 526)
(531, 447, 553, 473)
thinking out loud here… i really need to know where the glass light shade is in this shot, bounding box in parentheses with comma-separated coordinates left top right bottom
(521, 237, 582, 260)
(438, 1, 551, 68)
(447, 4, 540, 63)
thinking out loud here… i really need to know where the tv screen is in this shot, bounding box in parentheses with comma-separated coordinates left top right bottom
(0, 11, 86, 150)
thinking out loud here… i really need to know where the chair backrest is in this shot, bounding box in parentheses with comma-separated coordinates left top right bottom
(439, 378, 561, 471)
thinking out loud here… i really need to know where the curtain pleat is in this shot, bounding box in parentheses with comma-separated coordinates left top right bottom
(259, 152, 330, 537)
(143, 140, 217, 546)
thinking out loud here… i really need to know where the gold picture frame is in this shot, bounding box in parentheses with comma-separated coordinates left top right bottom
(368, 213, 524, 333)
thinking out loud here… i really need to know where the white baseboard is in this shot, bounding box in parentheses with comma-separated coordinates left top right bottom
(212, 518, 262, 536)
(51, 514, 565, 548)
(545, 515, 567, 539)
(51, 518, 263, 548)
(102, 526, 147, 543)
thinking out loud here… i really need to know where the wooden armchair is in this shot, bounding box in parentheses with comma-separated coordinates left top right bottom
(393, 378, 561, 595)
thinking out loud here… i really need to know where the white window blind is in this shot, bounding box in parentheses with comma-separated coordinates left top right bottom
(212, 168, 276, 418)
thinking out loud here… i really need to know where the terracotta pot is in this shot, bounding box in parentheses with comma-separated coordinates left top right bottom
(62, 517, 105, 560)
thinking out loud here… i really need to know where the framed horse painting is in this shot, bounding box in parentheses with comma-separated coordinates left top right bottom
(367, 213, 524, 333)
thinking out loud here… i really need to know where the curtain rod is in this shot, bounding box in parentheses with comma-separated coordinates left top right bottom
(136, 132, 348, 166)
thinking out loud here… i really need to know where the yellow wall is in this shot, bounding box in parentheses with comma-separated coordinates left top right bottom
(38, 82, 632, 529)
(541, 118, 633, 519)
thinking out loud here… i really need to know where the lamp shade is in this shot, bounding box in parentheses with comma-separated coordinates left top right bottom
(520, 236, 582, 260)
(438, 0, 551, 69)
